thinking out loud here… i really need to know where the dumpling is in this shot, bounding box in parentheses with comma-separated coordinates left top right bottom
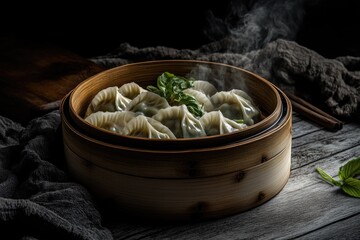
(122, 115, 176, 139)
(230, 89, 254, 102)
(153, 105, 206, 138)
(183, 88, 210, 107)
(126, 92, 170, 117)
(118, 82, 147, 100)
(192, 80, 218, 97)
(200, 111, 247, 136)
(85, 86, 131, 117)
(84, 111, 137, 133)
(204, 89, 260, 125)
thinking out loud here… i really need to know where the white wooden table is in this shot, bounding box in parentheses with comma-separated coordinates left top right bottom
(103, 113, 360, 239)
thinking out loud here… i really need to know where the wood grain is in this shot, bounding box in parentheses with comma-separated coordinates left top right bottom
(0, 37, 104, 123)
(61, 91, 292, 178)
(102, 120, 360, 239)
(61, 86, 292, 220)
(285, 90, 343, 130)
(64, 142, 291, 221)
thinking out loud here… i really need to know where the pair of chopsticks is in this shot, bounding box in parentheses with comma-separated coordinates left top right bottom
(284, 90, 343, 131)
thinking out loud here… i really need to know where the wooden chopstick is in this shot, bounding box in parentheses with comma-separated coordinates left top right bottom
(284, 90, 343, 131)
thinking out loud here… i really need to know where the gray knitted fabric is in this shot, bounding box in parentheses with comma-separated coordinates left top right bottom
(1, 37, 359, 240)
(0, 111, 113, 240)
(92, 39, 360, 119)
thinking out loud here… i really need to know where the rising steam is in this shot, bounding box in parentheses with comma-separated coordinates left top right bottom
(204, 0, 306, 53)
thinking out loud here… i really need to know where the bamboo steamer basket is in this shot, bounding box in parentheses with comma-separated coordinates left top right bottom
(68, 60, 282, 149)
(61, 84, 292, 221)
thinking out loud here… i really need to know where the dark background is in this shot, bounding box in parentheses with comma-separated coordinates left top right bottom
(1, 0, 360, 58)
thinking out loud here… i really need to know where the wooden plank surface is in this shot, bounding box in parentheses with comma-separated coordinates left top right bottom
(103, 114, 360, 240)
(0, 37, 104, 124)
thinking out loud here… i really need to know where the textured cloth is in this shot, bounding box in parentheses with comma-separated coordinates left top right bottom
(0, 111, 112, 240)
(1, 37, 359, 239)
(92, 39, 360, 119)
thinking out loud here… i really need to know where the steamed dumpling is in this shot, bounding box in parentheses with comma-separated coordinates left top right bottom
(85, 86, 131, 117)
(192, 80, 217, 97)
(200, 111, 247, 136)
(122, 115, 176, 139)
(204, 89, 260, 125)
(126, 92, 170, 117)
(183, 88, 210, 107)
(84, 111, 137, 133)
(153, 105, 206, 138)
(118, 82, 147, 100)
(230, 89, 254, 102)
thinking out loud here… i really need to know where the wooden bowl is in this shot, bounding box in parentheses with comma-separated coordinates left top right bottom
(61, 87, 292, 221)
(69, 60, 282, 149)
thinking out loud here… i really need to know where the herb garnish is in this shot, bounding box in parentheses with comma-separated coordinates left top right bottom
(316, 156, 360, 198)
(147, 72, 205, 117)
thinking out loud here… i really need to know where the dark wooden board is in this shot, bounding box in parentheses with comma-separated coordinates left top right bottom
(0, 37, 104, 124)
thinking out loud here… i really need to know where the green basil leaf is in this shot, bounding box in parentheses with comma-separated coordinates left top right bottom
(339, 157, 360, 180)
(157, 72, 169, 93)
(178, 93, 204, 117)
(146, 85, 163, 96)
(342, 178, 360, 198)
(316, 167, 342, 186)
(345, 177, 360, 188)
(234, 119, 245, 124)
(187, 105, 204, 117)
(147, 72, 203, 117)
